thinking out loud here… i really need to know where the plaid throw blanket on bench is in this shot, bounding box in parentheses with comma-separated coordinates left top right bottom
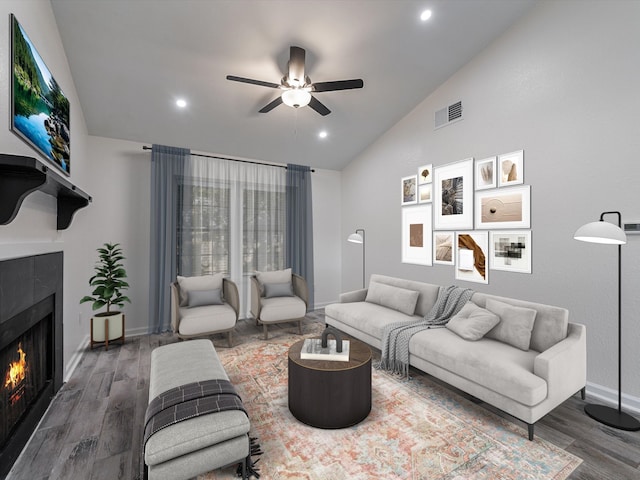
(143, 378, 247, 448)
(378, 285, 474, 378)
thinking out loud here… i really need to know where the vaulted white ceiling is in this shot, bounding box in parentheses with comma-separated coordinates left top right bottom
(51, 0, 535, 170)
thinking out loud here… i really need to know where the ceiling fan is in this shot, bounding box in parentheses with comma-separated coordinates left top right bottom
(226, 46, 364, 116)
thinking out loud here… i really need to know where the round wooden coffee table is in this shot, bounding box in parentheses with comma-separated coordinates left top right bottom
(288, 337, 372, 429)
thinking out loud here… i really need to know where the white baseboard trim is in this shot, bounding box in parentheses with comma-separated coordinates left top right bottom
(312, 301, 332, 311)
(64, 334, 89, 382)
(586, 382, 640, 415)
(126, 326, 149, 338)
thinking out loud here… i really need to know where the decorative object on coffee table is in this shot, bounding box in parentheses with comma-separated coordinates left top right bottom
(574, 211, 640, 431)
(288, 337, 371, 428)
(80, 242, 130, 350)
(300, 326, 350, 361)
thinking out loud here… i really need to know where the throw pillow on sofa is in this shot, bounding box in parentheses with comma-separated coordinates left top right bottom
(365, 281, 419, 316)
(446, 301, 500, 341)
(177, 273, 225, 307)
(485, 298, 537, 351)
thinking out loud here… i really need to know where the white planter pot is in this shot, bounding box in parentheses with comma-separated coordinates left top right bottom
(90, 311, 125, 350)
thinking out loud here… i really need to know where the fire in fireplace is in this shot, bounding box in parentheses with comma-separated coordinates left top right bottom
(5, 342, 28, 406)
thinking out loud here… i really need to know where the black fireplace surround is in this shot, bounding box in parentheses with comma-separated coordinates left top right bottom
(0, 252, 63, 478)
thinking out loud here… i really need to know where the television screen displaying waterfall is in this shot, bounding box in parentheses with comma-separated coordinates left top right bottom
(11, 14, 71, 176)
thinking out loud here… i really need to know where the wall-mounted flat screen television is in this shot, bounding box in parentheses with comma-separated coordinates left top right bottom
(11, 14, 71, 176)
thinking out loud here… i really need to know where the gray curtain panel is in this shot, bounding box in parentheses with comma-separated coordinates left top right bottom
(149, 144, 189, 333)
(286, 164, 314, 310)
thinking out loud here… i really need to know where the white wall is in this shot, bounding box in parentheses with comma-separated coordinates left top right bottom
(341, 0, 640, 406)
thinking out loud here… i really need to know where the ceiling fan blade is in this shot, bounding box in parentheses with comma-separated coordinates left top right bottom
(288, 46, 306, 85)
(308, 96, 331, 116)
(226, 75, 280, 89)
(259, 96, 283, 113)
(312, 79, 364, 92)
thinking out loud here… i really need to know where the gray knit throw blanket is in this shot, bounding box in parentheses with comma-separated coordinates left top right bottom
(377, 285, 474, 377)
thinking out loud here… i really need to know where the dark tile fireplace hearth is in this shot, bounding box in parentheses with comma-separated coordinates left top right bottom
(0, 252, 63, 479)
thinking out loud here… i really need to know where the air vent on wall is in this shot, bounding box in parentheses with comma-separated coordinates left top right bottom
(434, 101, 463, 130)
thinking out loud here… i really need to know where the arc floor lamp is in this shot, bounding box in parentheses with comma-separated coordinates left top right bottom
(574, 211, 640, 431)
(347, 229, 366, 288)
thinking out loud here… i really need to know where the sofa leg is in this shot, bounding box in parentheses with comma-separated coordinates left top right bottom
(580, 387, 586, 400)
(263, 323, 268, 340)
(527, 423, 534, 441)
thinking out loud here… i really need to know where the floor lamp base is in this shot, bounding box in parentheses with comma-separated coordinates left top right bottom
(584, 404, 640, 431)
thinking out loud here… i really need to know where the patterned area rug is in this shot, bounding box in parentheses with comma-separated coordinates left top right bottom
(200, 325, 581, 479)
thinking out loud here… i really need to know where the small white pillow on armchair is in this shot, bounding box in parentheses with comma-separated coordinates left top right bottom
(255, 268, 292, 296)
(177, 273, 224, 307)
(446, 302, 500, 341)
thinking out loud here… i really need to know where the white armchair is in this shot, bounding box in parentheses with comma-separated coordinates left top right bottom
(250, 269, 308, 340)
(170, 274, 239, 347)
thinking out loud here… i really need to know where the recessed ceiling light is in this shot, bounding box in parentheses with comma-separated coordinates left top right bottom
(420, 9, 432, 22)
(176, 98, 187, 108)
(318, 130, 328, 139)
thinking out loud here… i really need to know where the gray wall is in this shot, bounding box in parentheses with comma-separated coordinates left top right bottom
(341, 1, 640, 404)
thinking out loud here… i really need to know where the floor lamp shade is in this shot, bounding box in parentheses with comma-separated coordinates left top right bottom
(347, 229, 366, 288)
(574, 211, 640, 431)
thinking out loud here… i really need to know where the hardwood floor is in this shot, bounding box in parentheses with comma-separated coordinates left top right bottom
(6, 311, 640, 480)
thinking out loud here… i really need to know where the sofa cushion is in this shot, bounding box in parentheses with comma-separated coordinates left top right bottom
(485, 299, 536, 351)
(471, 293, 569, 352)
(409, 328, 546, 406)
(187, 288, 223, 308)
(369, 274, 440, 317)
(264, 281, 294, 298)
(365, 281, 420, 316)
(178, 303, 236, 336)
(325, 301, 420, 341)
(446, 302, 500, 341)
(259, 295, 306, 323)
(177, 273, 224, 307)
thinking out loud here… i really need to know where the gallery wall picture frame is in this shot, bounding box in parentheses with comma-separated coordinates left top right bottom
(418, 164, 433, 185)
(418, 183, 432, 203)
(490, 230, 532, 274)
(498, 150, 524, 187)
(401, 175, 418, 205)
(434, 158, 474, 230)
(401, 205, 433, 266)
(475, 185, 531, 229)
(433, 231, 455, 265)
(475, 156, 496, 190)
(455, 231, 489, 284)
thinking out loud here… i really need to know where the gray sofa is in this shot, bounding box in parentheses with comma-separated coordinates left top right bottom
(325, 274, 587, 440)
(144, 339, 250, 479)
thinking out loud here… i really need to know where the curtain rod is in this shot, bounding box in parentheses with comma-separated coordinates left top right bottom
(142, 146, 315, 172)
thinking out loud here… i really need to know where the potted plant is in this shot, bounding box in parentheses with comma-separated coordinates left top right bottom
(80, 242, 131, 349)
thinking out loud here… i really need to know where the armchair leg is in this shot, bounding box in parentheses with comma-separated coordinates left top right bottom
(298, 320, 302, 335)
(263, 323, 268, 340)
(228, 330, 233, 348)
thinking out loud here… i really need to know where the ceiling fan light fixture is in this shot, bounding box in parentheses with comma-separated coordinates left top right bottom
(282, 88, 311, 108)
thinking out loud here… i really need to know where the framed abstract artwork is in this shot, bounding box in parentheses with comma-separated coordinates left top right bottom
(490, 230, 532, 273)
(455, 231, 489, 284)
(498, 150, 524, 187)
(418, 183, 432, 203)
(401, 205, 432, 266)
(434, 158, 474, 230)
(475, 156, 496, 190)
(433, 231, 454, 265)
(475, 185, 531, 229)
(418, 164, 433, 185)
(401, 175, 418, 206)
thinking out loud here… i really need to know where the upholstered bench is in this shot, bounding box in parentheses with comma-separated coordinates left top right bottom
(144, 339, 250, 480)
